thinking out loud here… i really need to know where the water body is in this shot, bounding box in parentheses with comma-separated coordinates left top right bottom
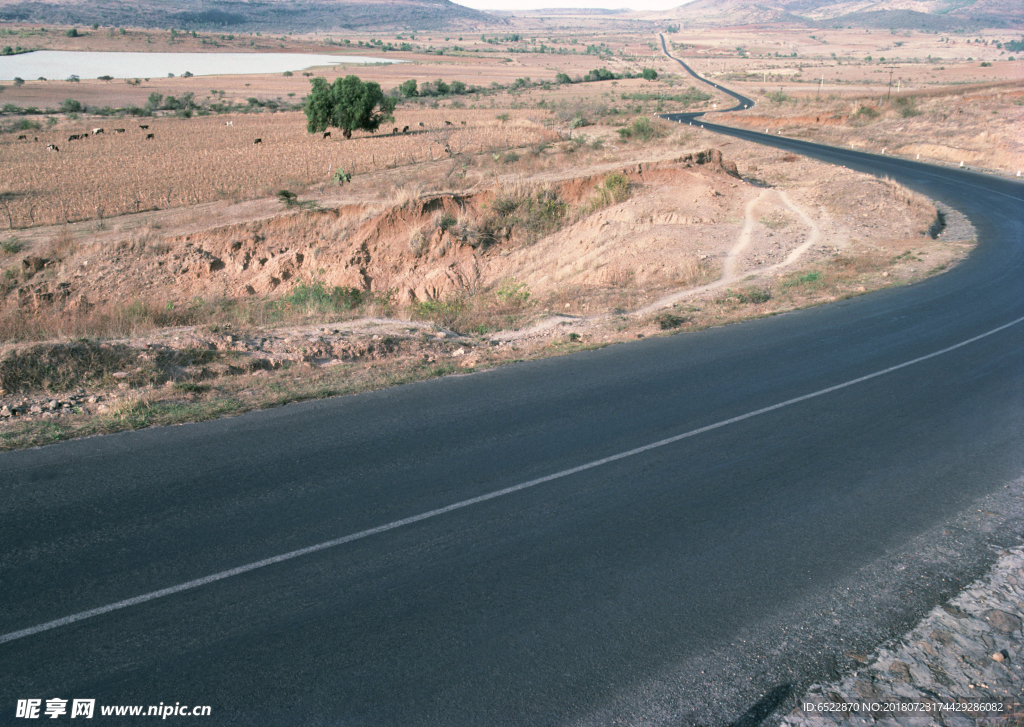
(0, 50, 402, 81)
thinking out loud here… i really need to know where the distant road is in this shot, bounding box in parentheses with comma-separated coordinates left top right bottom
(1, 40, 1023, 726)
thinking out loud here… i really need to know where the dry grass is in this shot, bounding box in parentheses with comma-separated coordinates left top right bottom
(0, 109, 556, 229)
(0, 338, 227, 393)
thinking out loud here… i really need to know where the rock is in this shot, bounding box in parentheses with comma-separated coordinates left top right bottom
(888, 661, 912, 681)
(112, 371, 129, 379)
(984, 610, 1022, 633)
(0, 406, 11, 417)
(29, 404, 42, 414)
(991, 652, 1005, 663)
(87, 396, 98, 404)
(46, 400, 58, 411)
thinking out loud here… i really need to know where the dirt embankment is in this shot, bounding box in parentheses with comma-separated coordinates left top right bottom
(7, 150, 742, 314)
(1, 136, 970, 447)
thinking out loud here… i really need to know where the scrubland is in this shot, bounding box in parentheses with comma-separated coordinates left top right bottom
(0, 17, 998, 447)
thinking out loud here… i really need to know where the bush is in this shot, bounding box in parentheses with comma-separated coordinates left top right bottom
(655, 313, 686, 329)
(584, 67, 616, 82)
(281, 280, 363, 312)
(894, 96, 921, 118)
(59, 98, 82, 113)
(590, 173, 630, 208)
(641, 67, 658, 81)
(617, 116, 664, 142)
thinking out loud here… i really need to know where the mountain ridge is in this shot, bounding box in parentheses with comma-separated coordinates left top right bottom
(0, 0, 501, 32)
(667, 0, 1024, 29)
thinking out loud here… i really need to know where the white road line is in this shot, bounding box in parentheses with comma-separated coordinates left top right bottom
(3, 314, 1023, 646)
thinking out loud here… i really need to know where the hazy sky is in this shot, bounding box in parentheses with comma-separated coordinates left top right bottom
(453, 0, 686, 11)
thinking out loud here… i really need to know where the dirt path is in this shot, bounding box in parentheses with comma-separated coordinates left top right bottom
(492, 186, 827, 338)
(722, 189, 768, 280)
(631, 187, 822, 318)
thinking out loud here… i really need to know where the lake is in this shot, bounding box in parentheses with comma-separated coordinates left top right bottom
(0, 51, 402, 81)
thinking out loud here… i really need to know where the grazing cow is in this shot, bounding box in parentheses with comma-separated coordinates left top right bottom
(392, 127, 398, 136)
(343, 129, 352, 140)
(145, 133, 155, 140)
(68, 134, 81, 141)
(418, 122, 425, 127)
(323, 131, 331, 139)
(402, 126, 409, 134)
(114, 128, 125, 133)
(139, 124, 149, 130)
(92, 128, 104, 135)
(253, 138, 262, 145)
(46, 144, 58, 152)
(444, 120, 452, 126)
(225, 121, 233, 126)
(17, 135, 26, 141)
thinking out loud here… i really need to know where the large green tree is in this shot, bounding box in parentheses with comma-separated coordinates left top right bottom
(304, 75, 396, 139)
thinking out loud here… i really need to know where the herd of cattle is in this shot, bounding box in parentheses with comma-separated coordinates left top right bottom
(13, 118, 465, 152)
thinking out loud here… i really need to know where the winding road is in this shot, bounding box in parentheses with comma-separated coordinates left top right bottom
(1, 40, 1023, 726)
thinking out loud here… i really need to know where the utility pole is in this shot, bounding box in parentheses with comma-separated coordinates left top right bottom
(885, 65, 896, 101)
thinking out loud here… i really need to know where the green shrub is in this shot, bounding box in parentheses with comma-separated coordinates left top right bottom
(591, 173, 630, 208)
(616, 116, 664, 142)
(495, 280, 530, 305)
(655, 313, 686, 329)
(281, 280, 363, 312)
(894, 97, 921, 118)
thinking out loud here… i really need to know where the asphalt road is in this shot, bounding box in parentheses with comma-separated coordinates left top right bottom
(1, 51, 1023, 727)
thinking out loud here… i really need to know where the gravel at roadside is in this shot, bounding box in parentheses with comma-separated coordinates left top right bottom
(782, 547, 1024, 726)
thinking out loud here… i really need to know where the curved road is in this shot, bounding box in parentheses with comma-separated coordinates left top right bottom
(1, 44, 1023, 726)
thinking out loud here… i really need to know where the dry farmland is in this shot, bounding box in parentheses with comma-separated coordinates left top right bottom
(0, 109, 556, 229)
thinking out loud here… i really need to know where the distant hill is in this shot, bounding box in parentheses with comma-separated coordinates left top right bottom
(0, 0, 500, 32)
(668, 0, 1024, 29)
